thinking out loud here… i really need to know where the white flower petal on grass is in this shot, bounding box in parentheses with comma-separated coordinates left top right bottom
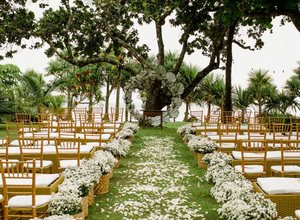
(102, 136, 203, 219)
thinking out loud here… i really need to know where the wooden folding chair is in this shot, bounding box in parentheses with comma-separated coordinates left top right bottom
(0, 137, 19, 169)
(55, 137, 81, 173)
(110, 107, 124, 123)
(73, 107, 87, 126)
(81, 122, 110, 148)
(15, 113, 31, 124)
(268, 116, 288, 134)
(271, 140, 300, 177)
(0, 160, 51, 219)
(190, 110, 204, 127)
(235, 140, 268, 181)
(18, 137, 53, 173)
(218, 122, 241, 151)
(270, 123, 292, 148)
(247, 122, 267, 141)
(57, 120, 77, 139)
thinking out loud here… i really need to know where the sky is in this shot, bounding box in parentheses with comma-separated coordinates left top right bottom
(2, 15, 299, 90)
(1, 7, 300, 119)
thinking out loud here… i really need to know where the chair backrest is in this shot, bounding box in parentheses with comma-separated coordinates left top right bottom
(247, 123, 267, 140)
(81, 122, 103, 145)
(91, 112, 103, 123)
(57, 120, 76, 138)
(268, 116, 288, 133)
(0, 160, 37, 217)
(190, 110, 203, 127)
(55, 137, 81, 172)
(110, 107, 124, 123)
(0, 137, 9, 161)
(240, 139, 268, 175)
(272, 123, 292, 139)
(73, 108, 87, 125)
(279, 140, 300, 173)
(218, 122, 241, 150)
(18, 137, 46, 171)
(15, 113, 31, 124)
(5, 122, 19, 143)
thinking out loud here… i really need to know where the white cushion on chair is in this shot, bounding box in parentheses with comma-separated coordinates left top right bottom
(103, 128, 116, 133)
(220, 143, 236, 149)
(235, 165, 264, 173)
(0, 194, 3, 201)
(232, 151, 281, 160)
(295, 210, 300, 218)
(257, 177, 300, 194)
(60, 160, 79, 169)
(271, 165, 300, 173)
(0, 174, 60, 187)
(25, 160, 53, 169)
(8, 195, 51, 208)
(8, 140, 19, 147)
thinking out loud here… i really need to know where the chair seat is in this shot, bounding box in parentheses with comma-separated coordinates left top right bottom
(60, 160, 79, 169)
(235, 165, 264, 174)
(9, 140, 19, 147)
(8, 195, 51, 208)
(25, 160, 53, 169)
(220, 143, 236, 149)
(271, 165, 300, 173)
(0, 173, 60, 186)
(295, 210, 300, 218)
(257, 177, 300, 194)
(0, 194, 3, 201)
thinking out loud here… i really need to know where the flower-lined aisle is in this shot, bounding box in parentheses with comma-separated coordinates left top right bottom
(90, 131, 215, 220)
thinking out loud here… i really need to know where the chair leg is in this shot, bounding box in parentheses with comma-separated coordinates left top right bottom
(3, 206, 8, 220)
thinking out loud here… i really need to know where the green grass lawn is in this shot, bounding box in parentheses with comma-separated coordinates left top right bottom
(87, 122, 220, 219)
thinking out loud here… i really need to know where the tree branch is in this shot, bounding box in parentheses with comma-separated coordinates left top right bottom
(155, 20, 165, 65)
(112, 36, 150, 68)
(173, 22, 192, 75)
(233, 40, 255, 51)
(62, 0, 74, 60)
(181, 53, 220, 99)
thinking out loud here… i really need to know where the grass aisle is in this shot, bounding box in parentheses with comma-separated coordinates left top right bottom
(87, 123, 220, 220)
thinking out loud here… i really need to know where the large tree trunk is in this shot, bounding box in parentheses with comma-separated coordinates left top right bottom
(224, 21, 237, 113)
(183, 100, 189, 122)
(104, 79, 110, 121)
(144, 81, 171, 111)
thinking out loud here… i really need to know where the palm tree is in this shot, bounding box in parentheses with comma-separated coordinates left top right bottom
(265, 90, 300, 115)
(178, 63, 198, 121)
(195, 73, 225, 117)
(285, 61, 300, 96)
(14, 70, 57, 114)
(247, 69, 277, 115)
(233, 86, 252, 122)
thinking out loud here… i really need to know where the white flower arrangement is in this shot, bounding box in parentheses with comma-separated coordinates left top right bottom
(122, 123, 139, 133)
(183, 133, 196, 142)
(48, 191, 82, 216)
(116, 128, 135, 139)
(92, 150, 117, 174)
(103, 139, 131, 157)
(177, 124, 196, 136)
(202, 151, 233, 166)
(31, 215, 76, 220)
(218, 192, 277, 220)
(187, 136, 218, 154)
(211, 179, 253, 203)
(203, 151, 278, 219)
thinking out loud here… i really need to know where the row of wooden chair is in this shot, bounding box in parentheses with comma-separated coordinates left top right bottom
(233, 139, 300, 181)
(0, 160, 51, 219)
(1, 136, 82, 174)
